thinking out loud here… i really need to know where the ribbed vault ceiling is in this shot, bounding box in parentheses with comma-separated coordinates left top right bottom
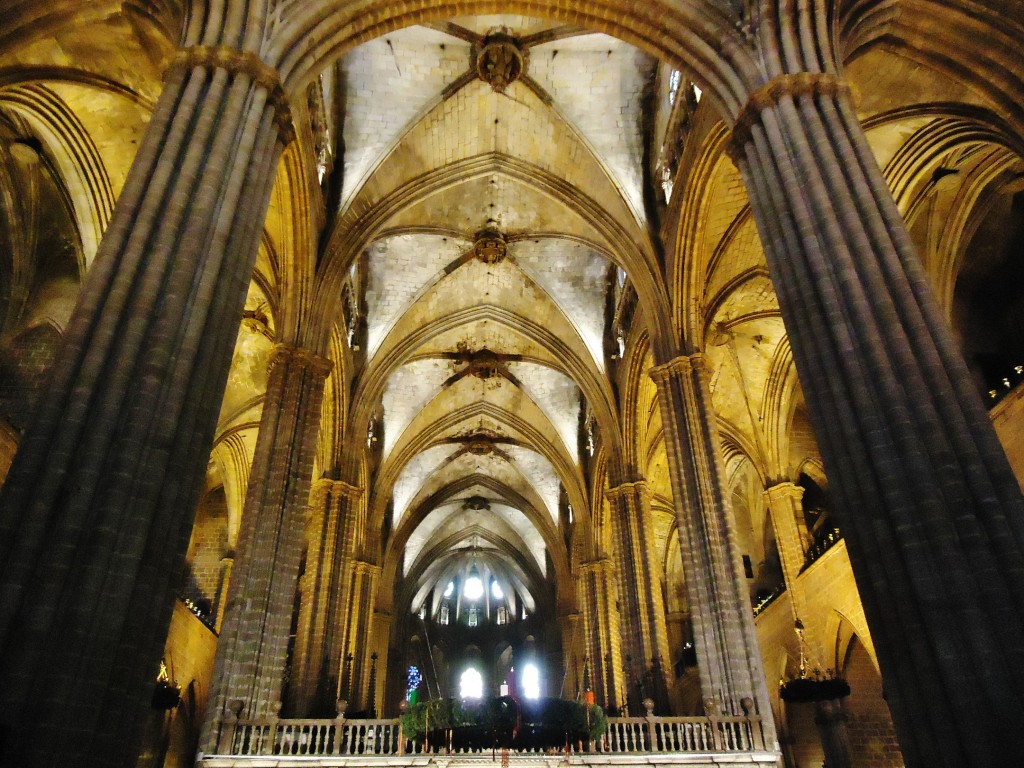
(334, 17, 660, 611)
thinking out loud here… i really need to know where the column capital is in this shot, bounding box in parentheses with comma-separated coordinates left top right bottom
(648, 352, 708, 384)
(763, 481, 805, 504)
(579, 556, 616, 576)
(312, 477, 362, 499)
(268, 342, 333, 379)
(729, 72, 850, 156)
(606, 479, 649, 501)
(166, 45, 294, 144)
(352, 560, 381, 577)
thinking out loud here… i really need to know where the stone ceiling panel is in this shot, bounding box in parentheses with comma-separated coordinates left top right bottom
(392, 443, 459, 523)
(382, 358, 460, 455)
(371, 257, 595, 371)
(410, 319, 562, 366)
(404, 503, 539, 576)
(705, 318, 787, 440)
(505, 361, 580, 462)
(342, 77, 641, 238)
(365, 233, 471, 353)
(528, 35, 654, 219)
(383, 177, 616, 247)
(704, 215, 766, 308)
(503, 444, 560, 523)
(394, 373, 563, 446)
(340, 26, 472, 204)
(512, 238, 609, 369)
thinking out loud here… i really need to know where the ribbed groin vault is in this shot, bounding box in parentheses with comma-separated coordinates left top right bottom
(1, 1, 1024, 767)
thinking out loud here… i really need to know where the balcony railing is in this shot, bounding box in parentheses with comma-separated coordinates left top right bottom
(208, 711, 768, 759)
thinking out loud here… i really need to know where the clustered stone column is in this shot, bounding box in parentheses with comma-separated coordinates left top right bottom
(650, 354, 776, 739)
(367, 609, 392, 715)
(289, 479, 348, 715)
(202, 343, 331, 749)
(731, 69, 1024, 767)
(342, 561, 382, 708)
(577, 557, 626, 711)
(0, 43, 290, 768)
(285, 478, 367, 714)
(558, 611, 582, 695)
(607, 480, 673, 712)
(763, 482, 810, 620)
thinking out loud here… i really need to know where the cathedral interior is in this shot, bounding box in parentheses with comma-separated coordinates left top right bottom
(1, 2, 1023, 767)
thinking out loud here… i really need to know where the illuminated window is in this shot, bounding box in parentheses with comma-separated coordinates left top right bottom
(443, 581, 454, 598)
(463, 576, 484, 601)
(460, 668, 483, 699)
(439, 604, 449, 625)
(497, 606, 508, 625)
(668, 70, 682, 105)
(522, 663, 541, 699)
(468, 608, 479, 627)
(491, 580, 503, 600)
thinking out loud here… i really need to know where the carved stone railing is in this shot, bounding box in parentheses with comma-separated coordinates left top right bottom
(210, 711, 767, 758)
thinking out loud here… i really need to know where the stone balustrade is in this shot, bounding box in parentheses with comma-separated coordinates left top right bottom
(205, 711, 769, 760)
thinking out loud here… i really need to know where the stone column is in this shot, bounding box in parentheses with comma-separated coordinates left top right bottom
(731, 68, 1024, 767)
(318, 481, 363, 707)
(763, 482, 810, 619)
(203, 343, 331, 744)
(814, 699, 853, 768)
(214, 552, 235, 634)
(367, 609, 392, 715)
(559, 611, 582, 697)
(289, 479, 353, 715)
(344, 560, 381, 710)
(578, 557, 626, 711)
(607, 481, 673, 712)
(0, 45, 290, 768)
(649, 355, 776, 738)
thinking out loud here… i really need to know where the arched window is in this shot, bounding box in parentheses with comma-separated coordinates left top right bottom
(463, 575, 483, 600)
(522, 663, 541, 699)
(460, 667, 483, 699)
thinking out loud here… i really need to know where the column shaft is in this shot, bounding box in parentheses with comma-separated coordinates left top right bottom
(290, 479, 342, 714)
(367, 609, 391, 715)
(733, 72, 1024, 767)
(650, 355, 776, 735)
(607, 481, 673, 711)
(344, 561, 381, 710)
(204, 343, 330, 744)
(763, 482, 809, 619)
(578, 557, 626, 711)
(0, 49, 287, 768)
(559, 612, 582, 697)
